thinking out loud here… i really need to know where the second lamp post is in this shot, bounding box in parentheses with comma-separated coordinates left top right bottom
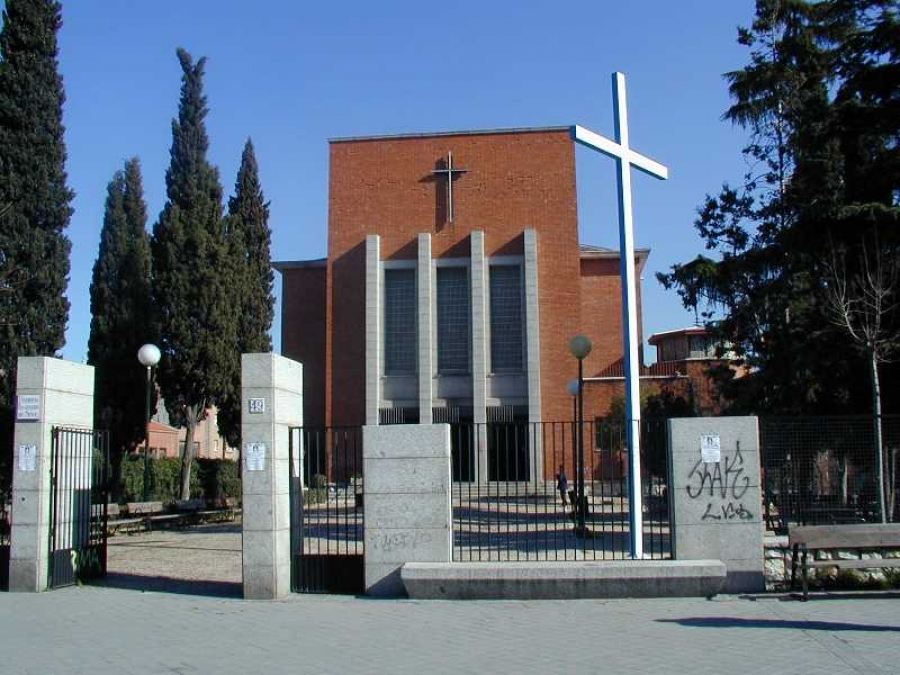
(568, 335, 592, 537)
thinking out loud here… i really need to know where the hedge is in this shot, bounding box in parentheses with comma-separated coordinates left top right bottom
(119, 456, 240, 505)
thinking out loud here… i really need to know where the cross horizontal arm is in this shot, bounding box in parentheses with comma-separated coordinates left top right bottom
(571, 125, 668, 181)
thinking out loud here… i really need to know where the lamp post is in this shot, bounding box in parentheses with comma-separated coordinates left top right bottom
(567, 378, 579, 508)
(568, 335, 592, 536)
(137, 344, 161, 501)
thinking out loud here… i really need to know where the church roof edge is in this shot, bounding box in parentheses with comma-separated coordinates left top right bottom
(329, 126, 572, 144)
(272, 258, 327, 272)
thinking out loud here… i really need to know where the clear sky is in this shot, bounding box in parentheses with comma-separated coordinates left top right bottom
(4, 1, 756, 363)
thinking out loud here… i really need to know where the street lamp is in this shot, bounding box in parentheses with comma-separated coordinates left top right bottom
(567, 378, 579, 508)
(568, 335, 592, 537)
(137, 344, 161, 501)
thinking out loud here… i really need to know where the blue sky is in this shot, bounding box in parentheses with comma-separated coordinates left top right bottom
(5, 1, 755, 363)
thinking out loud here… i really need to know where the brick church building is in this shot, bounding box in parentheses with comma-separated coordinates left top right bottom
(276, 126, 729, 481)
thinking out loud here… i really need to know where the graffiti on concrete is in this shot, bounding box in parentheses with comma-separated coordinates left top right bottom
(686, 442, 755, 522)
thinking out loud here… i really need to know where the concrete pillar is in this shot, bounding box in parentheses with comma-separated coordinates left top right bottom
(417, 233, 433, 424)
(9, 357, 94, 592)
(470, 231, 488, 484)
(523, 229, 543, 481)
(668, 416, 764, 593)
(363, 424, 452, 596)
(365, 234, 381, 426)
(241, 353, 303, 600)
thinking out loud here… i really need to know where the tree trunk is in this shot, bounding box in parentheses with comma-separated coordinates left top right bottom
(889, 447, 898, 524)
(870, 351, 887, 523)
(839, 455, 848, 506)
(180, 405, 200, 501)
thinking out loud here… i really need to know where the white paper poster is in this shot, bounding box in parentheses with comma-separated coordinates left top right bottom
(246, 442, 267, 471)
(18, 444, 37, 472)
(16, 395, 40, 421)
(700, 434, 721, 463)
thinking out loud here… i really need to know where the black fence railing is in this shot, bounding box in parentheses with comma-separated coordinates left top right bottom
(450, 420, 672, 561)
(1, 499, 10, 591)
(289, 426, 364, 594)
(760, 415, 900, 531)
(48, 427, 109, 589)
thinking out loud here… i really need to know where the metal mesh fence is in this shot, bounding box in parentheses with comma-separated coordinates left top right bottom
(760, 415, 900, 531)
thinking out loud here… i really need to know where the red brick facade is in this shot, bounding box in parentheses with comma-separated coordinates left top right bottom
(279, 127, 655, 427)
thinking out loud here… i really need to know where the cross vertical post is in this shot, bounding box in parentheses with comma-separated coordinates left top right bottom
(572, 72, 668, 560)
(432, 151, 468, 223)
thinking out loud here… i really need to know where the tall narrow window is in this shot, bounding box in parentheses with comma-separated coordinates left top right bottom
(437, 266, 470, 373)
(384, 268, 416, 374)
(489, 265, 523, 372)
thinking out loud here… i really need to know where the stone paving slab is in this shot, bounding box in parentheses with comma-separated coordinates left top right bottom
(1, 585, 898, 675)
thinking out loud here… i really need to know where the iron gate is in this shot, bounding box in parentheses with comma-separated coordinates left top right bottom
(48, 427, 109, 589)
(289, 427, 364, 594)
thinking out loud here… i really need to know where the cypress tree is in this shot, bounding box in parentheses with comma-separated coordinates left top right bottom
(0, 0, 73, 410)
(218, 139, 274, 448)
(152, 48, 237, 500)
(87, 158, 154, 496)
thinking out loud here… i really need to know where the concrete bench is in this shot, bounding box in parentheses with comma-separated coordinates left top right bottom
(789, 524, 900, 599)
(401, 560, 726, 600)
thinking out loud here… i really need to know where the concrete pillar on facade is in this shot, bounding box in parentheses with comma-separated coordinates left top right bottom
(363, 423, 452, 596)
(9, 357, 94, 592)
(365, 234, 381, 426)
(241, 353, 303, 600)
(417, 233, 433, 424)
(470, 231, 488, 485)
(523, 229, 543, 481)
(668, 416, 765, 593)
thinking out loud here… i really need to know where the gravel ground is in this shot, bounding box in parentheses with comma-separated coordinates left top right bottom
(101, 521, 243, 596)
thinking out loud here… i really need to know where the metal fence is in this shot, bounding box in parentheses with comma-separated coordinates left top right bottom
(48, 427, 109, 589)
(288, 426, 364, 593)
(1, 498, 9, 591)
(451, 419, 672, 561)
(760, 415, 900, 531)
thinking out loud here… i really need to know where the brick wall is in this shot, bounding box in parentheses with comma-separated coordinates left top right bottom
(326, 129, 588, 426)
(281, 265, 327, 426)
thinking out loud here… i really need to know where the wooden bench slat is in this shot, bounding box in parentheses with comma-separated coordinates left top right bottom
(805, 558, 900, 569)
(789, 524, 900, 549)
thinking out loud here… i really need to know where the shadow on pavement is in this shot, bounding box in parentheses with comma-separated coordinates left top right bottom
(657, 617, 900, 632)
(95, 573, 242, 598)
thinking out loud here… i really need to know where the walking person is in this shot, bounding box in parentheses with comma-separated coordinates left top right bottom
(556, 465, 568, 508)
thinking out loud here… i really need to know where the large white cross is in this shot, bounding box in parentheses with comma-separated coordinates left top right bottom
(572, 72, 668, 559)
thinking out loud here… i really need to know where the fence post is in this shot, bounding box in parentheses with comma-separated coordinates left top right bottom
(241, 353, 302, 599)
(363, 424, 452, 596)
(9, 357, 94, 592)
(668, 416, 765, 593)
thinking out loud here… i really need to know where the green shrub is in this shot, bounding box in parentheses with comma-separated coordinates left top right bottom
(196, 458, 241, 501)
(120, 456, 200, 505)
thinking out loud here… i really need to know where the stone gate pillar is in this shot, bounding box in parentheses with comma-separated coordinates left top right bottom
(668, 416, 765, 593)
(241, 353, 302, 600)
(363, 424, 452, 596)
(9, 357, 95, 592)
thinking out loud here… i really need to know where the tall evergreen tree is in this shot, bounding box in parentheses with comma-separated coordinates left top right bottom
(152, 48, 237, 500)
(218, 139, 274, 448)
(87, 158, 154, 495)
(658, 0, 899, 415)
(0, 0, 73, 411)
(0, 0, 73, 502)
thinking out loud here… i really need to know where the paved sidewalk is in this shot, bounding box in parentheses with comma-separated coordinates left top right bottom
(1, 586, 898, 675)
